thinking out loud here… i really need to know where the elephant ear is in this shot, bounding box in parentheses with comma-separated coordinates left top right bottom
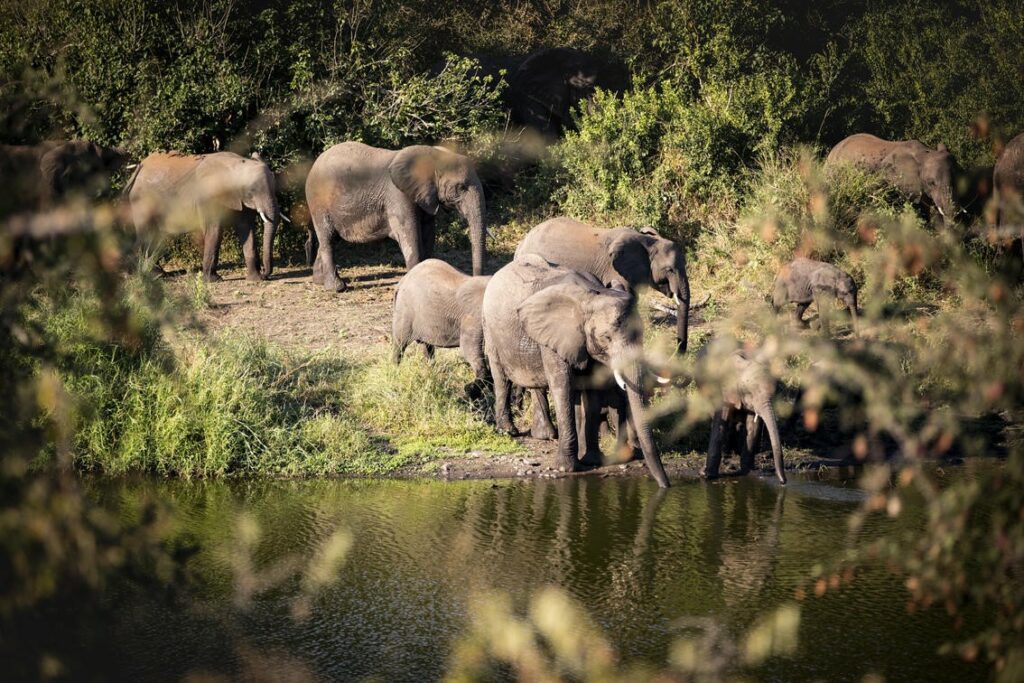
(196, 158, 243, 211)
(882, 150, 923, 198)
(389, 146, 440, 215)
(606, 229, 653, 287)
(518, 282, 589, 367)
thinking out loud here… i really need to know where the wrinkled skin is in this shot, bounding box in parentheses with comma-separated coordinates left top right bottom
(305, 142, 487, 292)
(772, 257, 858, 335)
(482, 254, 670, 487)
(826, 133, 961, 227)
(507, 47, 627, 137)
(127, 151, 279, 282)
(0, 140, 128, 216)
(392, 259, 491, 397)
(697, 344, 786, 484)
(994, 132, 1024, 247)
(516, 217, 691, 354)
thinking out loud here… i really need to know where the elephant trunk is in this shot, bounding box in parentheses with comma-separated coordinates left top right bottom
(258, 197, 279, 277)
(622, 364, 670, 488)
(462, 185, 486, 276)
(933, 189, 957, 228)
(757, 399, 786, 484)
(673, 270, 690, 354)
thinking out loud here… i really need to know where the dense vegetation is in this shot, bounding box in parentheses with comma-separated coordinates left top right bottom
(2, 0, 1024, 679)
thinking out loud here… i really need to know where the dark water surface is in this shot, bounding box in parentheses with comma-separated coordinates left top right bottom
(54, 469, 992, 680)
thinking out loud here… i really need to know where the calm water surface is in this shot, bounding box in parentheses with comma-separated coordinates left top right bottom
(59, 469, 992, 680)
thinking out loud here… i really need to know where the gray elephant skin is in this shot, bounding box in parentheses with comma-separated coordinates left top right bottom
(697, 344, 786, 484)
(305, 142, 487, 292)
(0, 139, 128, 216)
(392, 258, 490, 395)
(126, 151, 280, 281)
(481, 253, 670, 487)
(515, 217, 691, 353)
(826, 133, 960, 227)
(994, 132, 1024, 234)
(773, 257, 858, 334)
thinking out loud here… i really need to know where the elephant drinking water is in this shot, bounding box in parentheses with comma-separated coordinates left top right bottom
(481, 254, 670, 487)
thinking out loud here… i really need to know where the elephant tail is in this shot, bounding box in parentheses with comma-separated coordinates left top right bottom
(120, 161, 142, 199)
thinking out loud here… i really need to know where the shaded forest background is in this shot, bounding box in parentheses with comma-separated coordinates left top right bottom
(3, 0, 1023, 256)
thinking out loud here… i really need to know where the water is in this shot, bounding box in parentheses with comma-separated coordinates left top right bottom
(23, 470, 994, 681)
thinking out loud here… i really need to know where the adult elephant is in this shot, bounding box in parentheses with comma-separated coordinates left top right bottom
(0, 139, 128, 216)
(994, 132, 1024, 234)
(825, 133, 960, 227)
(482, 254, 670, 487)
(126, 151, 279, 281)
(305, 142, 487, 292)
(515, 217, 691, 353)
(507, 48, 627, 137)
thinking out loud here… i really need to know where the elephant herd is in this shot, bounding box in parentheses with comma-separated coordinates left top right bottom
(5, 126, 1024, 488)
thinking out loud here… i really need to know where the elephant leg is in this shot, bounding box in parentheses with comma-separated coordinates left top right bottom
(542, 350, 579, 472)
(387, 204, 422, 271)
(704, 407, 730, 480)
(235, 214, 264, 281)
(578, 389, 604, 467)
(793, 302, 809, 327)
(422, 343, 435, 361)
(812, 291, 831, 335)
(488, 356, 517, 435)
(315, 216, 345, 292)
(460, 323, 490, 400)
(392, 339, 407, 365)
(201, 217, 224, 282)
(741, 412, 760, 474)
(420, 213, 436, 260)
(529, 389, 557, 440)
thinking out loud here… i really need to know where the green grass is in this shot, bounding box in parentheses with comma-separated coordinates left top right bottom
(34, 288, 518, 478)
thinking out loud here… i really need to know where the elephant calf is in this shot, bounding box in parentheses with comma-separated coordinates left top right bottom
(772, 258, 858, 334)
(392, 259, 490, 394)
(696, 342, 786, 484)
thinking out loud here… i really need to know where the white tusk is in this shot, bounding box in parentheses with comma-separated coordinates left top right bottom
(258, 210, 270, 223)
(614, 369, 627, 391)
(280, 213, 292, 224)
(673, 293, 681, 305)
(125, 163, 138, 170)
(937, 206, 946, 217)
(655, 375, 671, 385)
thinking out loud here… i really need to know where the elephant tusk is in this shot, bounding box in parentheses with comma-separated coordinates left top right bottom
(937, 206, 946, 217)
(258, 210, 270, 223)
(614, 369, 627, 391)
(280, 213, 292, 224)
(655, 375, 671, 385)
(673, 292, 681, 305)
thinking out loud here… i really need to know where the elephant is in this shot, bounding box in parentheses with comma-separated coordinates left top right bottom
(507, 48, 627, 137)
(304, 142, 487, 292)
(825, 133, 961, 227)
(696, 342, 786, 484)
(994, 132, 1024, 241)
(392, 258, 491, 396)
(0, 139, 128, 216)
(515, 217, 691, 353)
(772, 257, 858, 335)
(126, 151, 279, 281)
(481, 253, 670, 487)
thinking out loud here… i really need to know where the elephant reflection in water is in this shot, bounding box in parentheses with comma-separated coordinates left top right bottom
(708, 484, 787, 608)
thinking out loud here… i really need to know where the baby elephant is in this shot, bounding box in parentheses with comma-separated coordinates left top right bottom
(392, 259, 490, 394)
(697, 345, 786, 484)
(772, 258, 858, 334)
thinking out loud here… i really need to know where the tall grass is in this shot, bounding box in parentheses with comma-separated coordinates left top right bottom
(35, 288, 517, 478)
